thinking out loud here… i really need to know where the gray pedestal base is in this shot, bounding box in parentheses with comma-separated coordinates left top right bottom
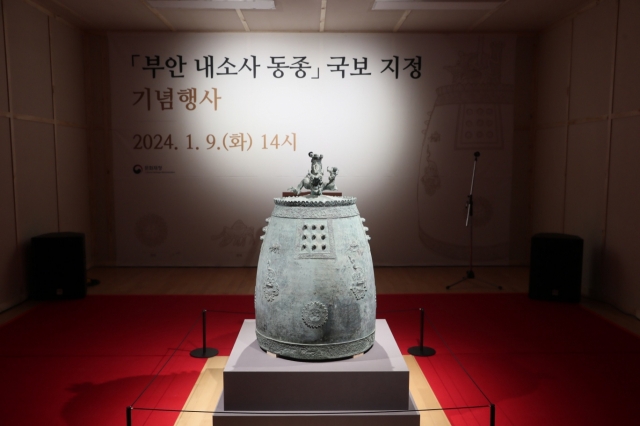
(217, 319, 419, 426)
(213, 391, 420, 426)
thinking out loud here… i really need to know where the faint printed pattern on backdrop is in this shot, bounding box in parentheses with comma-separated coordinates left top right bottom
(417, 38, 514, 262)
(211, 219, 262, 266)
(135, 214, 168, 247)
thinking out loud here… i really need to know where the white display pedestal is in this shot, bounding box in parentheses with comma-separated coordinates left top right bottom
(214, 319, 420, 426)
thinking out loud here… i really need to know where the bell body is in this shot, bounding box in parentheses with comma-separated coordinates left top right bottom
(255, 196, 376, 361)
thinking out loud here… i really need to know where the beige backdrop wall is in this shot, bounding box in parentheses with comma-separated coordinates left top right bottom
(109, 33, 521, 267)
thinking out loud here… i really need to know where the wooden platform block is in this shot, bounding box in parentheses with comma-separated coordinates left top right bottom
(173, 354, 451, 426)
(405, 355, 452, 426)
(174, 356, 227, 426)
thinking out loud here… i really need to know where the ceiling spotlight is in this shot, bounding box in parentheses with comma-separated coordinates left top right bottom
(372, 0, 504, 10)
(148, 0, 276, 10)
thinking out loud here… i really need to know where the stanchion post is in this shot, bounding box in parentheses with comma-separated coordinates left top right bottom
(190, 309, 219, 358)
(126, 406, 132, 426)
(202, 309, 207, 352)
(419, 307, 424, 350)
(407, 307, 436, 357)
(490, 403, 496, 426)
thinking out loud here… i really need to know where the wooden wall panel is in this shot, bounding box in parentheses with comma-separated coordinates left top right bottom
(0, 0, 90, 311)
(531, 126, 567, 234)
(564, 121, 608, 294)
(0, 2, 9, 112)
(604, 115, 640, 312)
(613, 0, 640, 114)
(0, 117, 22, 312)
(514, 36, 535, 130)
(538, 0, 640, 311)
(56, 126, 91, 263)
(84, 34, 114, 265)
(536, 20, 572, 125)
(13, 120, 58, 245)
(569, 0, 618, 120)
(51, 19, 85, 125)
(509, 35, 536, 265)
(509, 129, 532, 264)
(4, 0, 53, 118)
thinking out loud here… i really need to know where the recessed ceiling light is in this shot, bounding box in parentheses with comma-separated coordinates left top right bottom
(148, 0, 276, 10)
(372, 0, 504, 10)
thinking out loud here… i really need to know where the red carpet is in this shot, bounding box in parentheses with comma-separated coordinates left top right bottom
(0, 294, 639, 426)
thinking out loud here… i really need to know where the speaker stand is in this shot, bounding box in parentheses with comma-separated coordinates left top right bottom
(446, 268, 502, 291)
(446, 152, 502, 291)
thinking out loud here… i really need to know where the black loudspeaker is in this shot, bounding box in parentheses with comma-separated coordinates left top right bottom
(29, 232, 87, 300)
(529, 233, 583, 302)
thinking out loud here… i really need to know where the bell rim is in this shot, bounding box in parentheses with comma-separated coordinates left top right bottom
(255, 328, 376, 361)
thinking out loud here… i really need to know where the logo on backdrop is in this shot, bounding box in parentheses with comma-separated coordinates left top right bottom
(132, 164, 174, 174)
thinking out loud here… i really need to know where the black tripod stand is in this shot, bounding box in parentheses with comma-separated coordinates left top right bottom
(446, 152, 502, 291)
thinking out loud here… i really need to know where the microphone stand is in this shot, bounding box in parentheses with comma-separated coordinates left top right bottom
(446, 152, 502, 291)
